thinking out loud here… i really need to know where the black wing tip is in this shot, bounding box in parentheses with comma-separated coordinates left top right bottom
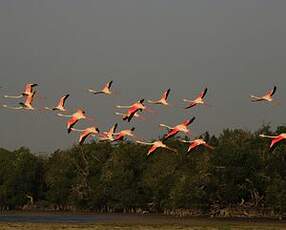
(163, 136, 170, 141)
(203, 88, 208, 97)
(269, 146, 276, 152)
(166, 88, 171, 97)
(272, 86, 277, 95)
(79, 140, 84, 145)
(131, 127, 135, 131)
(108, 80, 113, 88)
(189, 116, 196, 124)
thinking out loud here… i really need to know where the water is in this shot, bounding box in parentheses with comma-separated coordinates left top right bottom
(0, 214, 114, 223)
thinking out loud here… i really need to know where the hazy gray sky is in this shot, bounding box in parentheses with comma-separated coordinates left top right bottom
(1, 1, 286, 152)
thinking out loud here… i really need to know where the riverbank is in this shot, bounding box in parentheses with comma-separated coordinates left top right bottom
(0, 213, 286, 229)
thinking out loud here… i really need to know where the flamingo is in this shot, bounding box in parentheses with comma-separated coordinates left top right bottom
(71, 126, 100, 145)
(251, 86, 277, 102)
(112, 127, 136, 142)
(259, 133, 286, 150)
(116, 99, 146, 122)
(136, 140, 177, 156)
(44, 94, 70, 112)
(160, 117, 196, 140)
(3, 91, 37, 110)
(180, 138, 214, 152)
(4, 83, 38, 99)
(99, 123, 118, 141)
(183, 88, 208, 109)
(88, 81, 113, 95)
(57, 109, 87, 133)
(148, 88, 171, 106)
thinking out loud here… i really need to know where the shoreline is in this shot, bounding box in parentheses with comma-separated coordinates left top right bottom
(0, 212, 285, 225)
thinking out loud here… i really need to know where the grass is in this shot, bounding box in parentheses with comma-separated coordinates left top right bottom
(0, 214, 285, 230)
(0, 223, 285, 230)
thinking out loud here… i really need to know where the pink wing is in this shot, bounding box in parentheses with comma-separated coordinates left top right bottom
(187, 142, 200, 152)
(67, 116, 78, 133)
(79, 130, 90, 145)
(58, 94, 69, 107)
(164, 129, 179, 140)
(113, 133, 124, 142)
(270, 136, 285, 149)
(147, 145, 158, 156)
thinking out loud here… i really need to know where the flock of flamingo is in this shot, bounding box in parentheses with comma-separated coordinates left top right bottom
(0, 82, 284, 155)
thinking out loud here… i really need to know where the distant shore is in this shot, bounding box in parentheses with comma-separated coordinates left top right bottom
(0, 212, 285, 225)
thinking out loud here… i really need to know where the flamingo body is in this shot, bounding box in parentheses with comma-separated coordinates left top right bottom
(67, 109, 86, 133)
(251, 86, 277, 102)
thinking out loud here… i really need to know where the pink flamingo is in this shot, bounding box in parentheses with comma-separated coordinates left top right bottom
(88, 81, 113, 95)
(148, 88, 171, 106)
(136, 140, 177, 156)
(4, 83, 38, 99)
(3, 91, 37, 110)
(183, 88, 208, 109)
(57, 109, 87, 133)
(116, 99, 146, 122)
(180, 138, 214, 152)
(112, 128, 136, 142)
(251, 86, 277, 102)
(71, 126, 100, 145)
(45, 94, 70, 112)
(99, 123, 118, 141)
(160, 117, 196, 140)
(260, 133, 286, 150)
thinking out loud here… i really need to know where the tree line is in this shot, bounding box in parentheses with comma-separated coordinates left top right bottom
(0, 124, 286, 217)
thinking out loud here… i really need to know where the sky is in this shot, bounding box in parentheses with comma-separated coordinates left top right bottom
(0, 1, 286, 153)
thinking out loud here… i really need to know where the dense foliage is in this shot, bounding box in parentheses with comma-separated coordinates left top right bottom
(1, 125, 286, 216)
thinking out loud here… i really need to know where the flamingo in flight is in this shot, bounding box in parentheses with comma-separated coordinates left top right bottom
(88, 81, 113, 95)
(183, 88, 208, 109)
(160, 117, 196, 140)
(99, 123, 118, 141)
(112, 127, 136, 142)
(251, 86, 277, 102)
(180, 138, 214, 153)
(71, 126, 100, 145)
(260, 133, 286, 151)
(116, 99, 146, 122)
(58, 109, 87, 133)
(45, 94, 70, 112)
(136, 140, 177, 156)
(4, 83, 38, 99)
(3, 91, 37, 110)
(148, 88, 171, 106)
